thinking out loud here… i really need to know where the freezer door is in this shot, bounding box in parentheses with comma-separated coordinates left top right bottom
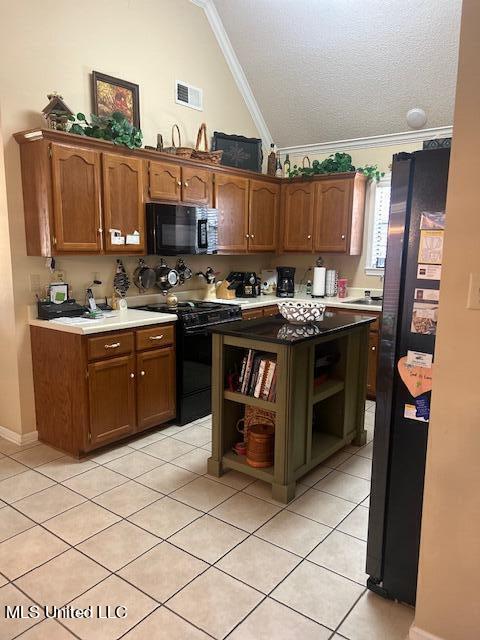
(367, 148, 450, 605)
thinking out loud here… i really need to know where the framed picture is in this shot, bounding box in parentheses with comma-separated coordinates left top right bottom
(92, 71, 140, 128)
(212, 132, 263, 172)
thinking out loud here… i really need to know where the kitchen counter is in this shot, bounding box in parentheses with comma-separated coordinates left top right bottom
(28, 308, 177, 335)
(213, 292, 382, 313)
(210, 312, 375, 344)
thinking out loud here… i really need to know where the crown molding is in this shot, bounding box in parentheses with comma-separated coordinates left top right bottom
(190, 0, 273, 146)
(278, 126, 453, 156)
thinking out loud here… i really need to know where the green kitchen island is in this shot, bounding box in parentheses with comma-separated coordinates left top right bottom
(207, 311, 376, 503)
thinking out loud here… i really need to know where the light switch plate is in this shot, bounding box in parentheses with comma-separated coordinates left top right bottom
(467, 272, 480, 309)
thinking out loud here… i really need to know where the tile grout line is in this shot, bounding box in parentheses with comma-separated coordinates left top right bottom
(1, 408, 375, 637)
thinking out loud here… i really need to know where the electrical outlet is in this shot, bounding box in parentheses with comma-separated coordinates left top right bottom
(467, 273, 480, 309)
(30, 273, 41, 294)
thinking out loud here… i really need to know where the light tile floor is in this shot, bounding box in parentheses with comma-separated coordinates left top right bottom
(0, 402, 414, 639)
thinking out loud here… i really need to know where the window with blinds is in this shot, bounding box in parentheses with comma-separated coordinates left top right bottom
(368, 176, 391, 271)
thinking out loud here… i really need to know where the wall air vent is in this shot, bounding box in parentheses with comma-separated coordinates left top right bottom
(175, 80, 203, 111)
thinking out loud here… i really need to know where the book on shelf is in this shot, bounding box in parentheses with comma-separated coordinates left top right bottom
(236, 348, 277, 402)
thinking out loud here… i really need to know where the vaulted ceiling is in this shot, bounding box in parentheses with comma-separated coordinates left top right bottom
(212, 0, 462, 147)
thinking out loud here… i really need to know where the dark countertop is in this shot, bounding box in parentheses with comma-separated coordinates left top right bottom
(210, 311, 376, 344)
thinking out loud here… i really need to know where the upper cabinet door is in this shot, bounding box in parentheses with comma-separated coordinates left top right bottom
(149, 160, 181, 202)
(102, 153, 145, 253)
(282, 182, 314, 252)
(214, 174, 249, 253)
(182, 166, 212, 206)
(314, 178, 352, 253)
(248, 180, 279, 252)
(51, 144, 102, 252)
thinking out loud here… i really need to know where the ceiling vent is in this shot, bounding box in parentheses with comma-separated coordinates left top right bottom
(175, 80, 203, 111)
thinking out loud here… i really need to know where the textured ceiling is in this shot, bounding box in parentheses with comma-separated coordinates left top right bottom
(213, 0, 462, 147)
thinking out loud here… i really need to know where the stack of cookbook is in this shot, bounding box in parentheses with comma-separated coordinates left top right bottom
(237, 349, 277, 402)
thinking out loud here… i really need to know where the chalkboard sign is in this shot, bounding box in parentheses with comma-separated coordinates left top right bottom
(212, 132, 263, 172)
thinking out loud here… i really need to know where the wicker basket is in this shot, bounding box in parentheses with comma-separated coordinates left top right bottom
(163, 124, 193, 158)
(246, 423, 275, 468)
(192, 123, 223, 165)
(236, 406, 275, 444)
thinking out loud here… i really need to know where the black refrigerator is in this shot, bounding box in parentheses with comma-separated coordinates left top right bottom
(366, 147, 450, 606)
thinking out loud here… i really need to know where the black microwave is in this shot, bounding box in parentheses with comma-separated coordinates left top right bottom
(146, 204, 218, 255)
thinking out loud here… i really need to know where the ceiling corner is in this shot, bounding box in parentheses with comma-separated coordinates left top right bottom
(190, 0, 272, 145)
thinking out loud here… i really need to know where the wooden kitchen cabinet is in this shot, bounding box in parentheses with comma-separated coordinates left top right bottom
(137, 347, 176, 431)
(102, 153, 145, 253)
(242, 308, 264, 320)
(149, 159, 181, 201)
(248, 180, 279, 252)
(50, 144, 102, 252)
(149, 161, 212, 206)
(314, 178, 352, 252)
(282, 182, 314, 251)
(214, 173, 249, 253)
(88, 354, 136, 448)
(30, 323, 176, 456)
(182, 166, 212, 205)
(314, 174, 366, 255)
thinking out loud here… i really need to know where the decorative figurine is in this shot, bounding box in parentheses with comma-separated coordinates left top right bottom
(42, 92, 74, 131)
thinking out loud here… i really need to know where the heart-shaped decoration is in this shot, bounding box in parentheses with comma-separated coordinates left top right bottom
(397, 356, 433, 398)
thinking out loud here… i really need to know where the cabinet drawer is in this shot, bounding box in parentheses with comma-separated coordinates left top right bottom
(243, 308, 264, 320)
(87, 332, 134, 361)
(136, 324, 175, 351)
(263, 305, 279, 318)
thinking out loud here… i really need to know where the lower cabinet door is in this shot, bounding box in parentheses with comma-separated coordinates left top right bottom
(88, 355, 136, 448)
(137, 347, 176, 432)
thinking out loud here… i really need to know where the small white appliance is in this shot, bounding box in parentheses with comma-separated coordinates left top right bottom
(260, 269, 277, 294)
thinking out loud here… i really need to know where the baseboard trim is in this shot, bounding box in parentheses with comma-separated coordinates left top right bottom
(410, 624, 446, 640)
(0, 425, 38, 446)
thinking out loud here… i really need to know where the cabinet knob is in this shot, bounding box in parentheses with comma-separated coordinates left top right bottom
(177, 180, 182, 187)
(184, 181, 189, 188)
(105, 342, 120, 349)
(371, 346, 376, 351)
(245, 234, 250, 239)
(98, 228, 103, 235)
(341, 234, 346, 240)
(307, 234, 312, 239)
(140, 370, 145, 376)
(130, 372, 135, 378)
(250, 233, 255, 239)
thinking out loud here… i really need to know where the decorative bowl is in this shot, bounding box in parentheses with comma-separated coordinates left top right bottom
(277, 300, 326, 324)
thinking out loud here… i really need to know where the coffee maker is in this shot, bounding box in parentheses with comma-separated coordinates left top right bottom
(276, 266, 295, 298)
